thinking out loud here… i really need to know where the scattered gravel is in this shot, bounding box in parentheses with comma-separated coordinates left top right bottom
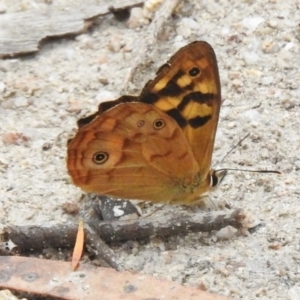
(1, 0, 300, 299)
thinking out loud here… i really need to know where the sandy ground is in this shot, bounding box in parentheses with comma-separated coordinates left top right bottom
(1, 0, 300, 299)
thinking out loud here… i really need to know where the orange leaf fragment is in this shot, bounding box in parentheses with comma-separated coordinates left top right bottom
(72, 219, 84, 270)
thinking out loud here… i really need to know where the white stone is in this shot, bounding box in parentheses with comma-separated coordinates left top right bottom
(241, 109, 261, 121)
(96, 90, 116, 103)
(113, 205, 124, 217)
(268, 20, 278, 28)
(216, 226, 237, 240)
(0, 81, 6, 93)
(176, 18, 201, 39)
(261, 76, 274, 85)
(243, 51, 260, 65)
(242, 16, 264, 31)
(288, 286, 300, 300)
(14, 97, 29, 107)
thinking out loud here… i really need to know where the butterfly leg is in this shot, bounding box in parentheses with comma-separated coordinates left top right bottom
(188, 169, 228, 208)
(189, 194, 218, 209)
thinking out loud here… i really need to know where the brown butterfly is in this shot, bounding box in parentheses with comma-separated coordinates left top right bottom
(67, 41, 226, 205)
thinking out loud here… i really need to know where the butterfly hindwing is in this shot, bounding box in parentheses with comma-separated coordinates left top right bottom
(67, 102, 200, 203)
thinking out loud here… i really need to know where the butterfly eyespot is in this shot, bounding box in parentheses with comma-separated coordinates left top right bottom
(153, 119, 165, 130)
(189, 67, 200, 77)
(137, 120, 145, 127)
(93, 152, 109, 164)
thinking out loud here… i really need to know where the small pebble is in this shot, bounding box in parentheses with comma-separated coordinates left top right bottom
(216, 226, 237, 240)
(0, 81, 6, 93)
(0, 3, 6, 13)
(241, 109, 261, 121)
(262, 40, 279, 53)
(96, 90, 116, 102)
(260, 148, 269, 159)
(176, 18, 200, 39)
(127, 7, 147, 28)
(243, 51, 260, 65)
(14, 96, 29, 107)
(113, 205, 124, 217)
(288, 286, 300, 300)
(268, 20, 278, 28)
(227, 121, 236, 129)
(242, 16, 264, 31)
(1, 98, 14, 109)
(107, 36, 123, 52)
(261, 76, 274, 85)
(143, 0, 163, 19)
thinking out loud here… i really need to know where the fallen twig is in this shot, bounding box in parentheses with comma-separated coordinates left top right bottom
(3, 208, 244, 251)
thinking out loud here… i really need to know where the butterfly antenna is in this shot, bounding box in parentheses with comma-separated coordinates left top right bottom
(215, 133, 280, 176)
(215, 168, 281, 175)
(219, 133, 250, 164)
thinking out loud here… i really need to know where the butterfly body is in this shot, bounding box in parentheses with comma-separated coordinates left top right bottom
(67, 41, 223, 205)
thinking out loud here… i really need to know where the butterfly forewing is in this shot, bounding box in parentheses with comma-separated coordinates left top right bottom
(139, 41, 221, 180)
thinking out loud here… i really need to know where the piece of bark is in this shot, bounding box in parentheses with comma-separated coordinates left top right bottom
(0, 0, 143, 57)
(0, 256, 230, 300)
(85, 224, 124, 271)
(2, 221, 123, 270)
(3, 209, 245, 252)
(122, 0, 181, 92)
